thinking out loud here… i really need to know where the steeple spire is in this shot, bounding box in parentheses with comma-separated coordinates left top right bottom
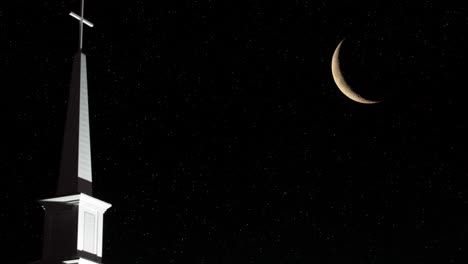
(57, 52, 92, 196)
(57, 0, 94, 196)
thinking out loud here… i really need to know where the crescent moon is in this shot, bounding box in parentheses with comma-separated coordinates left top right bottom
(331, 40, 380, 104)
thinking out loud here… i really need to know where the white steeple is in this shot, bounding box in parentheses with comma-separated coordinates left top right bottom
(34, 1, 112, 264)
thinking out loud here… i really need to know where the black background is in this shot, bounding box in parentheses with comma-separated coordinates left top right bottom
(2, 1, 468, 263)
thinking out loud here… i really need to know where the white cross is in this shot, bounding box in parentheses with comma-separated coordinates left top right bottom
(69, 0, 94, 51)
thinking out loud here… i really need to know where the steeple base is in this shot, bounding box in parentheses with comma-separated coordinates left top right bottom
(38, 194, 111, 264)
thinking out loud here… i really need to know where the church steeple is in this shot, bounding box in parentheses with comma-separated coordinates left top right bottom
(34, 1, 111, 264)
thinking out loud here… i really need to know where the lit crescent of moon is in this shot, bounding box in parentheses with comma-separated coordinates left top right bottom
(331, 40, 380, 104)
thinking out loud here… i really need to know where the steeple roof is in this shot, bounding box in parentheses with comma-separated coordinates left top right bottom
(57, 52, 92, 195)
(57, 0, 94, 196)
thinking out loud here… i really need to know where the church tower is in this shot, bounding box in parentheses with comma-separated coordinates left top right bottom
(35, 1, 111, 263)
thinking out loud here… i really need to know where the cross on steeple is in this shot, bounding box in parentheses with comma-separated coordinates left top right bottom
(70, 0, 94, 51)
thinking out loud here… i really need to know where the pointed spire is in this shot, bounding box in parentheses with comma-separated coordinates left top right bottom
(57, 52, 92, 196)
(57, 1, 94, 196)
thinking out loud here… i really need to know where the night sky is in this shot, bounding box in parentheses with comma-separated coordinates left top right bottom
(3, 1, 468, 263)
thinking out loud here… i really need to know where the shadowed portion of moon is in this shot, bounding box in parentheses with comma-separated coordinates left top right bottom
(331, 39, 380, 104)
